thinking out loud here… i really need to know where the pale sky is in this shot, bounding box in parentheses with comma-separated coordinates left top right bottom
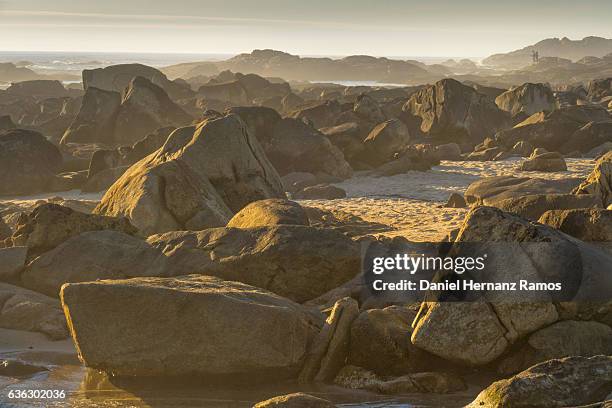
(1, 0, 611, 57)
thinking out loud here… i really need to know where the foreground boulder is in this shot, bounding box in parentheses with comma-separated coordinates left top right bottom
(61, 275, 322, 379)
(403, 78, 509, 147)
(10, 203, 137, 257)
(468, 356, 612, 407)
(227, 199, 309, 228)
(147, 225, 360, 303)
(0, 282, 68, 339)
(95, 115, 283, 235)
(411, 206, 612, 366)
(494, 82, 555, 116)
(574, 150, 612, 207)
(0, 129, 63, 196)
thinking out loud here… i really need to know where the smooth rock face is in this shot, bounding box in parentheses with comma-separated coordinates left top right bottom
(574, 150, 612, 207)
(227, 199, 309, 228)
(61, 275, 321, 379)
(113, 76, 193, 146)
(562, 120, 612, 153)
(353, 94, 386, 123)
(363, 119, 411, 166)
(60, 87, 121, 145)
(349, 306, 428, 375)
(0, 129, 63, 196)
(0, 246, 27, 282)
(0, 282, 68, 339)
(464, 175, 582, 205)
(10, 203, 137, 257)
(495, 83, 556, 116)
(468, 356, 612, 408)
(492, 193, 599, 221)
(253, 393, 335, 408)
(411, 302, 509, 366)
(539, 208, 612, 241)
(403, 78, 509, 146)
(498, 320, 612, 375)
(22, 230, 162, 297)
(147, 225, 360, 303)
(95, 115, 283, 235)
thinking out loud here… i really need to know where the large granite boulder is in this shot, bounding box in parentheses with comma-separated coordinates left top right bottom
(21, 230, 162, 297)
(95, 115, 283, 235)
(468, 356, 612, 408)
(113, 76, 193, 146)
(197, 81, 249, 105)
(574, 150, 612, 207)
(495, 105, 611, 153)
(0, 115, 16, 132)
(494, 82, 556, 116)
(0, 247, 27, 282)
(320, 122, 367, 167)
(492, 193, 599, 221)
(10, 203, 137, 257)
(289, 100, 342, 129)
(60, 275, 322, 379)
(411, 206, 612, 366)
(464, 175, 582, 205)
(362, 119, 411, 166)
(230, 107, 353, 179)
(348, 306, 430, 376)
(227, 199, 309, 228)
(0, 129, 63, 196)
(0, 282, 68, 339)
(146, 225, 360, 303)
(83, 63, 193, 100)
(539, 208, 612, 241)
(403, 78, 510, 147)
(60, 87, 121, 145)
(498, 320, 612, 375)
(353, 94, 386, 123)
(562, 120, 612, 153)
(5, 80, 70, 99)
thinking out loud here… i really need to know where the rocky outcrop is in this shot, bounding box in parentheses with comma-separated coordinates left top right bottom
(227, 199, 309, 228)
(95, 115, 283, 235)
(0, 247, 27, 282)
(574, 150, 612, 207)
(289, 100, 342, 129)
(0, 115, 16, 131)
(60, 87, 121, 145)
(495, 105, 611, 153)
(353, 94, 386, 123)
(362, 119, 410, 166)
(320, 122, 367, 166)
(0, 282, 68, 339)
(498, 320, 612, 375)
(61, 275, 322, 379)
(403, 78, 510, 147)
(492, 193, 599, 221)
(293, 185, 347, 200)
(562, 120, 612, 153)
(468, 356, 612, 407)
(348, 306, 430, 376)
(0, 129, 63, 196)
(411, 206, 612, 366)
(83, 63, 193, 100)
(464, 175, 582, 205)
(232, 107, 352, 179)
(518, 151, 567, 171)
(113, 77, 193, 146)
(146, 225, 360, 303)
(495, 83, 555, 116)
(5, 80, 71, 99)
(10, 203, 137, 257)
(539, 208, 612, 241)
